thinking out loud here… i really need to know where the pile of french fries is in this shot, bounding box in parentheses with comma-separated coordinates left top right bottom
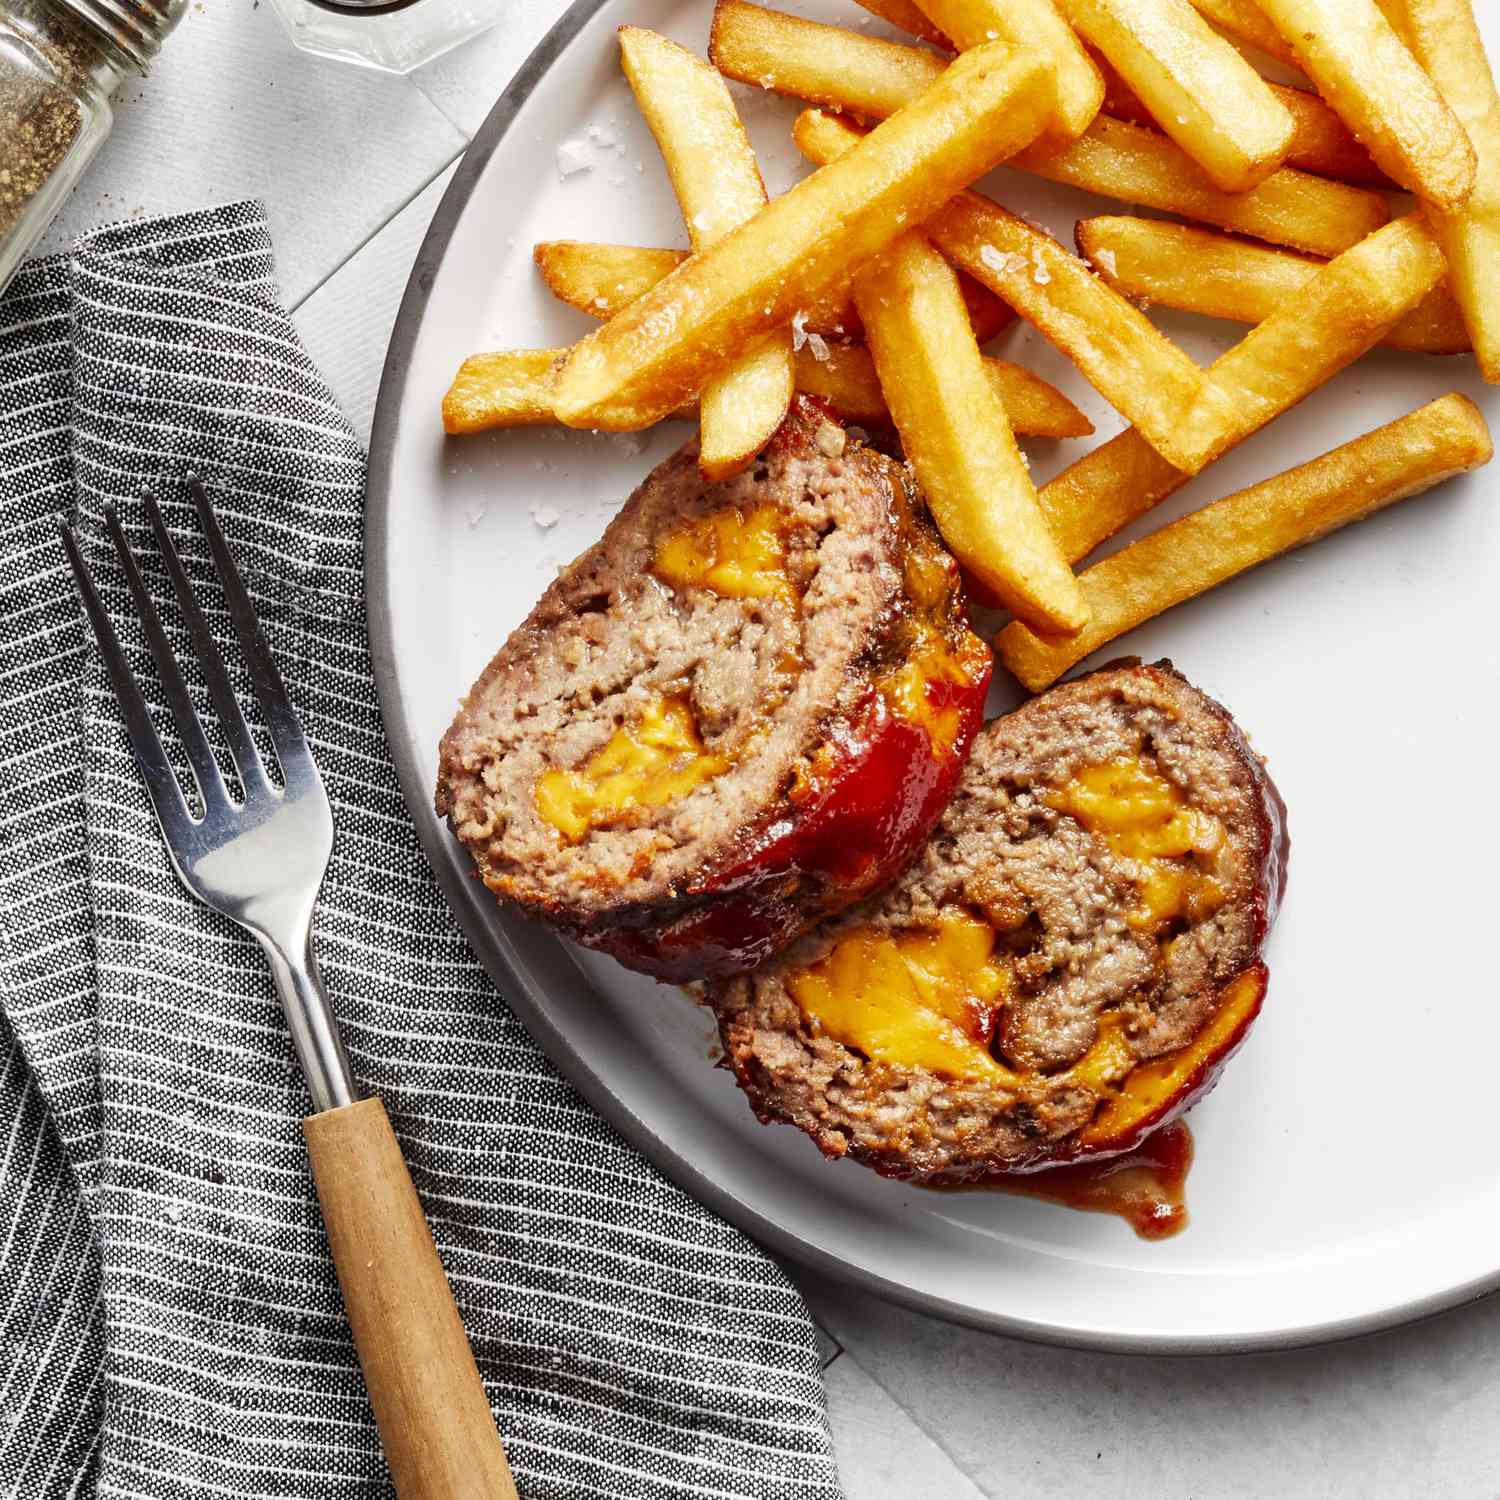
(443, 0, 1497, 686)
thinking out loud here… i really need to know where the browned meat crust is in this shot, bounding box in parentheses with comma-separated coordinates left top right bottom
(708, 661, 1288, 1177)
(436, 397, 990, 980)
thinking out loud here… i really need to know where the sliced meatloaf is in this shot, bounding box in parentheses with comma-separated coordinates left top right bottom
(437, 397, 992, 981)
(708, 661, 1288, 1177)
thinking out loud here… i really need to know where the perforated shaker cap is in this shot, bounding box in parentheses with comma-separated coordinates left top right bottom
(49, 0, 187, 74)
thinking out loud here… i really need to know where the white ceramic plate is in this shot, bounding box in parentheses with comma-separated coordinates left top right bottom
(368, 0, 1500, 1352)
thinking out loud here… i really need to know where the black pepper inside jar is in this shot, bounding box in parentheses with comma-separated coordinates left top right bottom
(0, 0, 184, 295)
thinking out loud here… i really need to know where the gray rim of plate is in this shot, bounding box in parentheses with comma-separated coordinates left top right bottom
(364, 0, 1499, 1356)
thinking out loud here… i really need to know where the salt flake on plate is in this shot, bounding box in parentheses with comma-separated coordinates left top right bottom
(556, 138, 592, 178)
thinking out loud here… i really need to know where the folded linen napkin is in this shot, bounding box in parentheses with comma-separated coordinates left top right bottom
(0, 202, 843, 1500)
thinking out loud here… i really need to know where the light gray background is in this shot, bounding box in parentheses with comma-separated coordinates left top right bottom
(60, 3, 1500, 1494)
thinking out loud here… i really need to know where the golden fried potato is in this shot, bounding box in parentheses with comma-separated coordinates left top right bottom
(1383, 0, 1500, 380)
(1038, 215, 1450, 561)
(532, 240, 1014, 343)
(910, 0, 1104, 138)
(1076, 215, 1469, 354)
(709, 5, 1390, 255)
(1097, 60, 1388, 184)
(441, 344, 1088, 440)
(1252, 0, 1476, 208)
(1012, 115, 1388, 256)
(794, 108, 1228, 475)
(1057, 0, 1293, 191)
(998, 395, 1492, 690)
(551, 43, 1055, 430)
(796, 343, 1093, 438)
(620, 27, 793, 480)
(855, 232, 1089, 633)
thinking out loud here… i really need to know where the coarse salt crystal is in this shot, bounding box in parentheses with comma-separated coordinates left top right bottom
(980, 244, 1026, 276)
(1093, 247, 1117, 276)
(586, 123, 619, 149)
(466, 506, 486, 529)
(556, 138, 592, 178)
(806, 330, 830, 362)
(791, 309, 809, 352)
(532, 504, 560, 529)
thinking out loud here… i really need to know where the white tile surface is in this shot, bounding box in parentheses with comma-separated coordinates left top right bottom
(295, 164, 459, 439)
(795, 1266, 1500, 1498)
(60, 4, 1500, 1497)
(411, 2, 575, 137)
(41, 0, 467, 304)
(824, 1348, 986, 1500)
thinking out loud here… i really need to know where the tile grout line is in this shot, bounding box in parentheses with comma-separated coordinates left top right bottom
(407, 71, 484, 142)
(824, 1336, 993, 1499)
(288, 144, 470, 316)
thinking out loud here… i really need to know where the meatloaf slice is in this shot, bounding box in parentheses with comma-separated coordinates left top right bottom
(437, 397, 992, 981)
(708, 661, 1288, 1177)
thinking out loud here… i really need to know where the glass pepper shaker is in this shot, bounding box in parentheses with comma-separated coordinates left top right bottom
(0, 0, 183, 296)
(265, 0, 501, 74)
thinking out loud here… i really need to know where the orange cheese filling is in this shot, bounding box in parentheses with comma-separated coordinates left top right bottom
(535, 694, 729, 843)
(786, 913, 1014, 1081)
(878, 627, 990, 760)
(1047, 757, 1226, 931)
(784, 757, 1230, 1083)
(652, 503, 797, 606)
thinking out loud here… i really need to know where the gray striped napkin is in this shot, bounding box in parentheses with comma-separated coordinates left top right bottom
(0, 201, 843, 1500)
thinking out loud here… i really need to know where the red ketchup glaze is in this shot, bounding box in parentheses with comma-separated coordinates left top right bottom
(925, 1120, 1196, 1240)
(594, 660, 991, 982)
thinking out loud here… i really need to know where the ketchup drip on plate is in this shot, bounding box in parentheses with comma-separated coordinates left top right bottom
(924, 1120, 1195, 1240)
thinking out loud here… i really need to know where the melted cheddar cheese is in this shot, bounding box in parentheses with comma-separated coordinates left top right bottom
(1047, 757, 1226, 931)
(785, 913, 1014, 1081)
(879, 628, 989, 760)
(652, 504, 796, 606)
(534, 695, 728, 843)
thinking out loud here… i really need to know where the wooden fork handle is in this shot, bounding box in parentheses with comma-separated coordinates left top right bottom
(304, 1096, 519, 1499)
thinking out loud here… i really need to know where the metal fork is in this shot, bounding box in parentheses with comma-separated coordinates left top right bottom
(62, 480, 517, 1500)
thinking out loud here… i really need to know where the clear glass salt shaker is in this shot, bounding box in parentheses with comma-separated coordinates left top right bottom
(265, 0, 501, 74)
(0, 0, 183, 297)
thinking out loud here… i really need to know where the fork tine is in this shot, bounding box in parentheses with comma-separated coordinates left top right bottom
(105, 506, 231, 815)
(59, 521, 196, 841)
(144, 493, 271, 800)
(186, 477, 314, 785)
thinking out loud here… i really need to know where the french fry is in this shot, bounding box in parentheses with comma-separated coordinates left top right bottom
(853, 0, 952, 46)
(534, 242, 690, 321)
(1251, 0, 1476, 209)
(1382, 0, 1500, 380)
(1097, 59, 1388, 184)
(620, 28, 792, 480)
(856, 234, 1088, 632)
(794, 108, 1231, 475)
(1039, 214, 1451, 562)
(709, 1, 947, 118)
(443, 351, 566, 433)
(998, 395, 1493, 691)
(1076, 215, 1469, 355)
(710, 7, 1390, 255)
(1012, 115, 1388, 256)
(532, 240, 1015, 344)
(1172, 214, 1449, 471)
(908, 0, 1104, 139)
(1187, 0, 1300, 65)
(551, 43, 1056, 430)
(442, 344, 1089, 439)
(1056, 0, 1293, 191)
(797, 343, 1093, 437)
